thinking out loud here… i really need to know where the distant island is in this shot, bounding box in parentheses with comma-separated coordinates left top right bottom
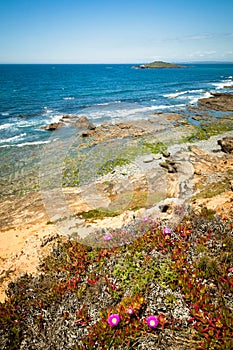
(133, 61, 186, 69)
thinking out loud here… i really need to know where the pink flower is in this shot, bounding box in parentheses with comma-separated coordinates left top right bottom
(147, 315, 159, 329)
(104, 235, 112, 241)
(108, 314, 120, 327)
(126, 307, 134, 315)
(163, 227, 172, 234)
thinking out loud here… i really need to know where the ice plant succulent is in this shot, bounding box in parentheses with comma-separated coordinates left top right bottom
(108, 314, 120, 327)
(104, 235, 112, 241)
(163, 227, 172, 234)
(126, 307, 134, 315)
(147, 316, 159, 329)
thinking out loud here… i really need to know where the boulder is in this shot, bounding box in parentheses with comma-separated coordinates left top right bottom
(142, 155, 154, 163)
(162, 150, 170, 158)
(62, 114, 76, 121)
(75, 116, 96, 130)
(217, 137, 233, 153)
(160, 159, 177, 173)
(45, 122, 64, 131)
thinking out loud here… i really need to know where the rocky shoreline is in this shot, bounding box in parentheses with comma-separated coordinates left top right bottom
(0, 92, 233, 302)
(198, 91, 233, 111)
(0, 92, 233, 349)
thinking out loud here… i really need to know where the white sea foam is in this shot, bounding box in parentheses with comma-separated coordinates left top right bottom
(48, 114, 63, 124)
(164, 91, 188, 99)
(0, 133, 27, 144)
(96, 102, 111, 106)
(202, 92, 213, 99)
(96, 101, 121, 106)
(1, 112, 10, 116)
(187, 91, 213, 104)
(63, 97, 75, 100)
(189, 97, 200, 104)
(164, 89, 214, 105)
(164, 89, 204, 99)
(0, 140, 52, 148)
(17, 119, 40, 128)
(0, 123, 12, 130)
(146, 104, 185, 111)
(43, 107, 53, 114)
(16, 140, 52, 147)
(211, 79, 233, 89)
(0, 139, 58, 148)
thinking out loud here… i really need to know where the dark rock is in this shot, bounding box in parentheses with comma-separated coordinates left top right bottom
(217, 137, 233, 153)
(230, 180, 233, 191)
(192, 115, 203, 121)
(160, 159, 177, 173)
(159, 204, 170, 213)
(81, 130, 93, 137)
(162, 150, 170, 158)
(75, 116, 96, 130)
(198, 93, 233, 111)
(45, 122, 64, 131)
(62, 114, 76, 120)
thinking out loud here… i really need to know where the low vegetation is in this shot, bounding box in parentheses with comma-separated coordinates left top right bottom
(0, 210, 232, 349)
(181, 123, 233, 143)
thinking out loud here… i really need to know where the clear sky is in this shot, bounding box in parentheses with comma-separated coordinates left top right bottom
(0, 0, 233, 63)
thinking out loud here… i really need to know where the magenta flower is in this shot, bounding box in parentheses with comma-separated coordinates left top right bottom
(104, 235, 112, 241)
(108, 314, 120, 327)
(163, 227, 172, 234)
(147, 315, 159, 329)
(126, 307, 134, 315)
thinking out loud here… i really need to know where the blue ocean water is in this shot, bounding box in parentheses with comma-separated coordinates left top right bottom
(1, 63, 233, 149)
(0, 63, 233, 196)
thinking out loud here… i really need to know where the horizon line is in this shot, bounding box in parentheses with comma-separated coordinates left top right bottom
(1, 60, 233, 65)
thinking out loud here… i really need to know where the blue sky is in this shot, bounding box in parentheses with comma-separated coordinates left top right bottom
(0, 0, 233, 63)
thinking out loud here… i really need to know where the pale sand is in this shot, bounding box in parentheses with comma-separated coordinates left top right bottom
(0, 222, 58, 302)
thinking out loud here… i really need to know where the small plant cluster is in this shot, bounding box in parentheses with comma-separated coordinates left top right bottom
(0, 210, 232, 349)
(97, 158, 130, 176)
(141, 140, 167, 154)
(182, 123, 233, 143)
(80, 295, 162, 349)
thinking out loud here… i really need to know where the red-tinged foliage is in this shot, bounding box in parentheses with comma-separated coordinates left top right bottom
(1, 212, 233, 349)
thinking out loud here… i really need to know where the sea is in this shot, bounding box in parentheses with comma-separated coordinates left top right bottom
(0, 63, 233, 196)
